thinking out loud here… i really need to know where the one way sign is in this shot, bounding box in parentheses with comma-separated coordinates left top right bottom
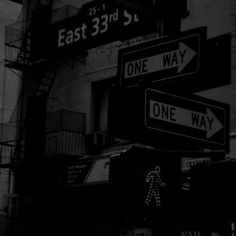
(118, 27, 206, 88)
(145, 88, 229, 146)
(124, 42, 196, 79)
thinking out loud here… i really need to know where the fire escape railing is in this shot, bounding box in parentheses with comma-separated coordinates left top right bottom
(1, 2, 85, 235)
(0, 110, 86, 165)
(4, 21, 30, 71)
(45, 110, 86, 157)
(2, 0, 86, 165)
(0, 122, 20, 166)
(3, 2, 57, 168)
(4, 3, 79, 69)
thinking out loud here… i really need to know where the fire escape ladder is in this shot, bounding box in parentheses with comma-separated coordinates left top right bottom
(15, 28, 32, 67)
(2, 0, 56, 163)
(34, 60, 60, 97)
(4, 0, 53, 72)
(11, 61, 61, 166)
(4, 24, 33, 71)
(0, 2, 57, 234)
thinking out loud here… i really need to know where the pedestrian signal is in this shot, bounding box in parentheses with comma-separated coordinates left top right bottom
(109, 145, 181, 223)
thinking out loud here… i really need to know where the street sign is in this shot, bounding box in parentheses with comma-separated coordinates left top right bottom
(145, 88, 228, 146)
(118, 27, 206, 88)
(109, 87, 229, 151)
(63, 157, 110, 186)
(117, 29, 231, 93)
(124, 42, 196, 79)
(48, 0, 157, 58)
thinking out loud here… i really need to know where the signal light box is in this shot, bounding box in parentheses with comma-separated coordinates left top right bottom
(109, 145, 182, 222)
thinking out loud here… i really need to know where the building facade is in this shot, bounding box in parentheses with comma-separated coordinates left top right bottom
(0, 0, 236, 235)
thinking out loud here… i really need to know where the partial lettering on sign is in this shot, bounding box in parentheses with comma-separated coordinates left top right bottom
(66, 158, 109, 185)
(181, 231, 201, 236)
(58, 24, 88, 47)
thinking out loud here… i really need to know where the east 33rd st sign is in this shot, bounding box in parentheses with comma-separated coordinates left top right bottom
(48, 0, 157, 55)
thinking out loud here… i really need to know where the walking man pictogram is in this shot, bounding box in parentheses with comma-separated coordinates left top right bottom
(145, 165, 165, 207)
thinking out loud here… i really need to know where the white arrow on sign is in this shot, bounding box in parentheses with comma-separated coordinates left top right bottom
(149, 100, 223, 138)
(124, 42, 196, 79)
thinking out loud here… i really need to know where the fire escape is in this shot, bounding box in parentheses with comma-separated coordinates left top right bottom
(0, 1, 86, 235)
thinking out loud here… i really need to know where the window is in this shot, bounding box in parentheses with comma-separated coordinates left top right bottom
(91, 79, 110, 132)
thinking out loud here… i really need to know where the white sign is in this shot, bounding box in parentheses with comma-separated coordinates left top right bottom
(149, 100, 223, 139)
(124, 42, 196, 79)
(85, 158, 110, 183)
